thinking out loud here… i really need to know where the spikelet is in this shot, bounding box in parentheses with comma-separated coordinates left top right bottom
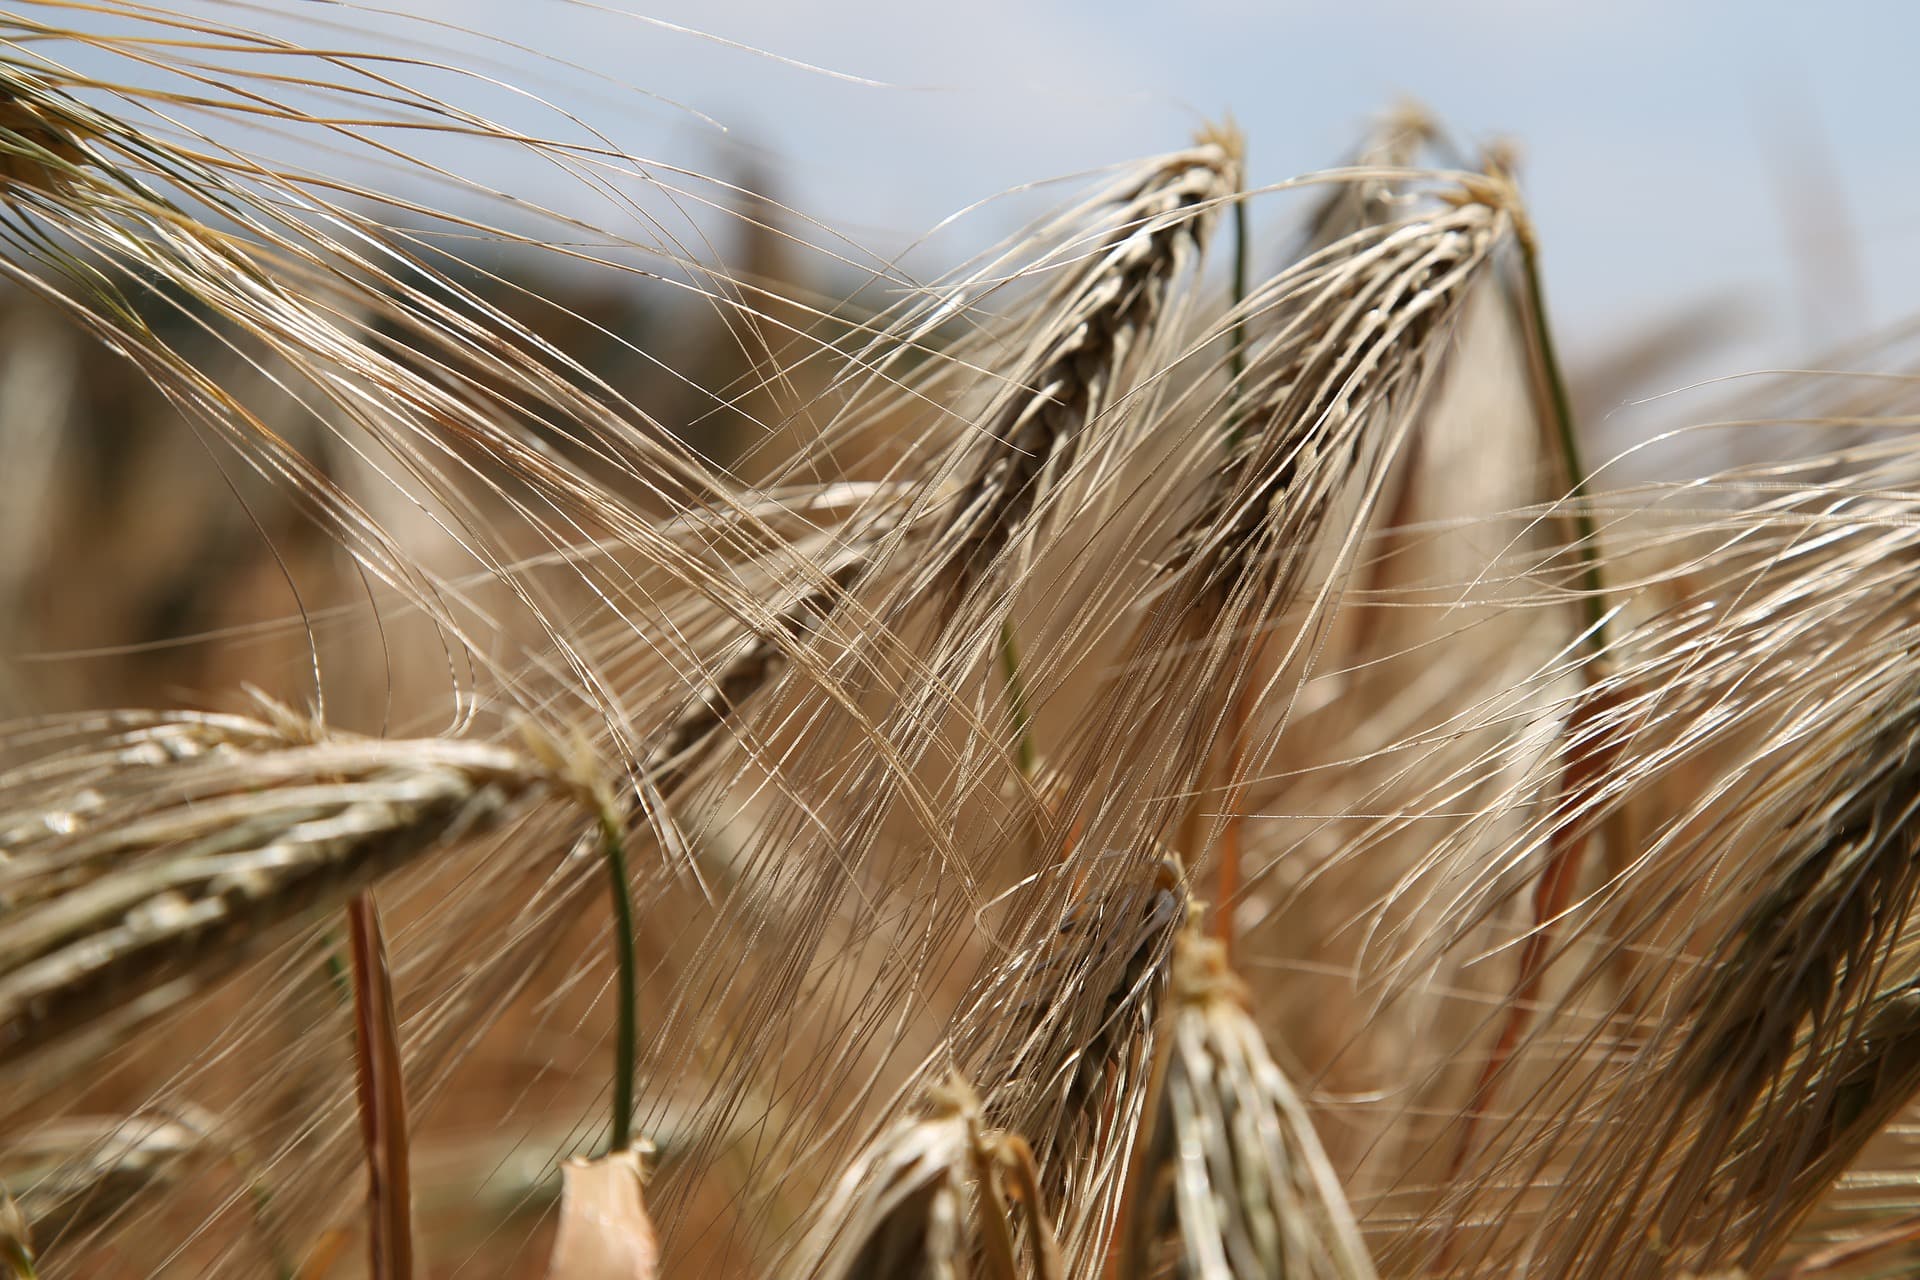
(931, 139, 1240, 605)
(795, 1074, 1062, 1280)
(1300, 101, 1442, 252)
(0, 707, 553, 1072)
(918, 854, 1187, 1272)
(0, 13, 854, 768)
(1117, 926, 1376, 1280)
(1624, 699, 1920, 1276)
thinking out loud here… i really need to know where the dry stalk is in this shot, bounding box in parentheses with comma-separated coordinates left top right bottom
(346, 892, 412, 1280)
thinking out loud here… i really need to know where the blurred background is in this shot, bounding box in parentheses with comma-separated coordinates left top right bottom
(8, 0, 1918, 718)
(140, 1, 1920, 357)
(3, 8, 1916, 1273)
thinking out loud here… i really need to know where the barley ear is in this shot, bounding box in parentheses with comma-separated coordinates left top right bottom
(1117, 921, 1376, 1280)
(0, 718, 550, 1073)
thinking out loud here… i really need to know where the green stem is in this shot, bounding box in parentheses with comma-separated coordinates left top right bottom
(998, 619, 1035, 779)
(323, 932, 353, 1005)
(598, 808, 639, 1154)
(1513, 227, 1610, 659)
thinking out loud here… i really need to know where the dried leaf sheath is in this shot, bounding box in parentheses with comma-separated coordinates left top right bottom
(547, 1148, 660, 1280)
(1118, 929, 1376, 1280)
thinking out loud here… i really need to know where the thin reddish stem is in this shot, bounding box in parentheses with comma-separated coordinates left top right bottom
(347, 892, 413, 1280)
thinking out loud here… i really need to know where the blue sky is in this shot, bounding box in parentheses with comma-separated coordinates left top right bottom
(93, 2, 1920, 366)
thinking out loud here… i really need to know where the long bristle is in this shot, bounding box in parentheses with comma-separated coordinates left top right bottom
(5, 9, 1920, 1277)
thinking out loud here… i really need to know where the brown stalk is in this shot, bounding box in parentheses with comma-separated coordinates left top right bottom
(1442, 157, 1637, 1199)
(346, 891, 412, 1280)
(1446, 681, 1631, 1192)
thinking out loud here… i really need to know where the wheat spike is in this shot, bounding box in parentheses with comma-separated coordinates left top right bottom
(901, 854, 1190, 1272)
(0, 708, 553, 1072)
(930, 140, 1240, 604)
(795, 1074, 1062, 1280)
(1118, 926, 1377, 1280)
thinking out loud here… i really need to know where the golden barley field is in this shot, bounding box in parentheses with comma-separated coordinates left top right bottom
(3, 6, 1920, 1279)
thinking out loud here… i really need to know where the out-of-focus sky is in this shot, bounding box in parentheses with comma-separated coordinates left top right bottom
(102, 2, 1920, 366)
